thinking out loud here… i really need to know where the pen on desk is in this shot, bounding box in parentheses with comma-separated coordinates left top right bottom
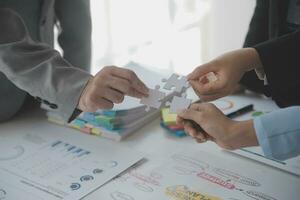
(226, 104, 254, 119)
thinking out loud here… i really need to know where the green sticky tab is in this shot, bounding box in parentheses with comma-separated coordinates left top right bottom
(252, 111, 264, 117)
(95, 115, 114, 123)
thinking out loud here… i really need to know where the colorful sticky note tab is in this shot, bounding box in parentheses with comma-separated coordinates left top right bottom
(160, 122, 186, 137)
(91, 128, 102, 136)
(161, 108, 177, 125)
(168, 124, 184, 131)
(70, 123, 81, 130)
(80, 127, 91, 134)
(82, 112, 97, 121)
(73, 118, 87, 128)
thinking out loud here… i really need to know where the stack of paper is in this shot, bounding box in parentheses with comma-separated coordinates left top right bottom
(47, 62, 176, 141)
(64, 101, 159, 141)
(0, 116, 145, 200)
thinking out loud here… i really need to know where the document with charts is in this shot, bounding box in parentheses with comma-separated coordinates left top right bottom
(0, 124, 144, 200)
(89, 149, 300, 200)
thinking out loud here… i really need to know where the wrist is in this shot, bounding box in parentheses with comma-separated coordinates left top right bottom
(77, 76, 93, 111)
(242, 48, 263, 72)
(229, 120, 259, 149)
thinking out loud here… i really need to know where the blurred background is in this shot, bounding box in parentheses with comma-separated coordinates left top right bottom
(87, 0, 255, 75)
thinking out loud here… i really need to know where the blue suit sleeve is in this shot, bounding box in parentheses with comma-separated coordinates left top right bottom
(254, 106, 300, 160)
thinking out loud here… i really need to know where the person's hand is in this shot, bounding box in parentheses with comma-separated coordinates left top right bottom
(187, 48, 262, 101)
(78, 66, 149, 112)
(177, 103, 258, 150)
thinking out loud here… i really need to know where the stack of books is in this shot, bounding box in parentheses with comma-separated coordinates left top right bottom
(47, 62, 176, 141)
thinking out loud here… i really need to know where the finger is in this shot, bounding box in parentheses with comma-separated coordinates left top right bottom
(206, 134, 215, 141)
(198, 93, 225, 102)
(96, 98, 114, 109)
(196, 138, 207, 143)
(183, 120, 195, 137)
(103, 87, 125, 103)
(127, 86, 146, 98)
(190, 80, 223, 98)
(189, 79, 223, 95)
(132, 78, 149, 96)
(190, 85, 204, 100)
(107, 76, 145, 98)
(190, 87, 224, 102)
(194, 132, 207, 142)
(106, 76, 130, 93)
(189, 103, 205, 111)
(86, 96, 113, 111)
(109, 66, 149, 95)
(82, 101, 99, 112)
(184, 122, 198, 137)
(184, 116, 207, 141)
(187, 63, 214, 80)
(181, 115, 210, 143)
(181, 111, 209, 140)
(189, 103, 218, 113)
(178, 109, 204, 127)
(176, 116, 185, 125)
(108, 76, 147, 98)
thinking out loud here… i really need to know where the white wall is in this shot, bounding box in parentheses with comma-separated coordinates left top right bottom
(89, 0, 256, 74)
(208, 0, 255, 60)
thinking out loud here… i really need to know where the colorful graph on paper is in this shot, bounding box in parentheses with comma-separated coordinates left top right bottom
(0, 129, 144, 200)
(92, 148, 300, 200)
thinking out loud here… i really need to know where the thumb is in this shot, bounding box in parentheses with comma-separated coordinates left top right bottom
(178, 108, 204, 127)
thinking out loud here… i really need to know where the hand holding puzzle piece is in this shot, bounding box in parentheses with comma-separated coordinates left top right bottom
(140, 73, 192, 113)
(140, 72, 218, 133)
(140, 85, 166, 112)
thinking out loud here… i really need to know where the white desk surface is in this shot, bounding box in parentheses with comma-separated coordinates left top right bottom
(1, 93, 300, 199)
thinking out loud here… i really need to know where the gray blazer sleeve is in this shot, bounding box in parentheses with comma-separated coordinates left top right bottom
(55, 0, 92, 72)
(0, 8, 92, 121)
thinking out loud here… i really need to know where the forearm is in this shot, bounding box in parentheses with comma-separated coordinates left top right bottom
(0, 9, 92, 121)
(242, 48, 264, 71)
(215, 48, 263, 73)
(55, 0, 92, 72)
(254, 106, 300, 160)
(239, 0, 269, 94)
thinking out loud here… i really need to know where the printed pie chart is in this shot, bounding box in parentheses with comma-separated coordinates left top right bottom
(0, 189, 6, 199)
(214, 99, 234, 111)
(0, 145, 24, 161)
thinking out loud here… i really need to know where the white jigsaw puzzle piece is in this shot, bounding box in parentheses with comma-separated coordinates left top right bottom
(140, 85, 166, 111)
(162, 73, 189, 93)
(162, 74, 179, 90)
(206, 72, 218, 82)
(168, 95, 192, 114)
(199, 72, 218, 84)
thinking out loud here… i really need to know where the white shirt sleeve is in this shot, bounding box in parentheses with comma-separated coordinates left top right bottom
(254, 68, 268, 85)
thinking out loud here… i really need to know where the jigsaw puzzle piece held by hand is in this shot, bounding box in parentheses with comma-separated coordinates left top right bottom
(199, 71, 218, 84)
(162, 74, 179, 90)
(140, 85, 166, 111)
(162, 73, 189, 93)
(166, 93, 192, 114)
